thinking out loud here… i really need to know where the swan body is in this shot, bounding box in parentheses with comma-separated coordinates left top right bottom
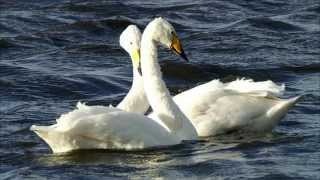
(31, 102, 179, 153)
(30, 20, 196, 153)
(171, 80, 301, 136)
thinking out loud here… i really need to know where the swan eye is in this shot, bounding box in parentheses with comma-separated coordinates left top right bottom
(130, 42, 133, 45)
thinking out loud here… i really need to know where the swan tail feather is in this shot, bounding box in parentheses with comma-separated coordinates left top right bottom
(285, 95, 302, 109)
(30, 125, 51, 132)
(267, 95, 302, 121)
(30, 125, 54, 142)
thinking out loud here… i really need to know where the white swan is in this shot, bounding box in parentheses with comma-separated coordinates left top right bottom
(30, 18, 197, 153)
(120, 25, 301, 137)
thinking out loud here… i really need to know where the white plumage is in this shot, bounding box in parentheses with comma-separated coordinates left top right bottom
(31, 102, 179, 153)
(30, 18, 198, 153)
(120, 25, 301, 137)
(171, 80, 300, 136)
(30, 18, 301, 154)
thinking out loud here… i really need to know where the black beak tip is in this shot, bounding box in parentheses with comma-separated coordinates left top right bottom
(137, 66, 142, 76)
(180, 50, 189, 62)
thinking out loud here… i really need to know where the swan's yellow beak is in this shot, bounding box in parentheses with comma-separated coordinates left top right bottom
(170, 33, 188, 61)
(131, 49, 142, 76)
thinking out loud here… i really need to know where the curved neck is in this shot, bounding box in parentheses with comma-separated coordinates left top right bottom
(116, 65, 149, 114)
(140, 27, 197, 140)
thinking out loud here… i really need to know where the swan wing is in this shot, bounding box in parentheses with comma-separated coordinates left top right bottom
(225, 79, 285, 96)
(184, 90, 278, 136)
(171, 79, 284, 112)
(56, 102, 120, 125)
(174, 79, 284, 101)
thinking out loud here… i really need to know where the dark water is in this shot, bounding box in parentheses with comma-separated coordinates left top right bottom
(1, 0, 319, 179)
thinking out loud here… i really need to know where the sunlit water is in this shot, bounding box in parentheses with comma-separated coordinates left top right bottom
(1, 0, 319, 179)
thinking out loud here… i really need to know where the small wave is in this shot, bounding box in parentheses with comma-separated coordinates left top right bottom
(0, 63, 31, 76)
(63, 3, 99, 12)
(0, 39, 15, 48)
(46, 34, 71, 47)
(160, 61, 275, 83)
(67, 74, 126, 95)
(99, 17, 138, 30)
(160, 61, 213, 82)
(9, 35, 53, 49)
(279, 64, 320, 73)
(69, 20, 105, 33)
(246, 17, 304, 31)
(62, 1, 128, 15)
(305, 4, 320, 13)
(68, 17, 139, 33)
(0, 23, 20, 38)
(0, 78, 15, 88)
(217, 133, 304, 150)
(64, 43, 120, 54)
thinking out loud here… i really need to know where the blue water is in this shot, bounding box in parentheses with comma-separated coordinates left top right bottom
(1, 0, 319, 179)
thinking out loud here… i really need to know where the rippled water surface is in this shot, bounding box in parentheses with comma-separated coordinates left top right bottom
(1, 0, 319, 179)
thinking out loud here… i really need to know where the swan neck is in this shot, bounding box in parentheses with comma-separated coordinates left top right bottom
(116, 63, 149, 113)
(140, 27, 197, 140)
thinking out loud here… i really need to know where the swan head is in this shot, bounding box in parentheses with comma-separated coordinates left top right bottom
(146, 17, 188, 61)
(120, 25, 142, 75)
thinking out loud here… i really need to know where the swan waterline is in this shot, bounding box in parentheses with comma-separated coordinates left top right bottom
(30, 18, 197, 153)
(119, 24, 301, 137)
